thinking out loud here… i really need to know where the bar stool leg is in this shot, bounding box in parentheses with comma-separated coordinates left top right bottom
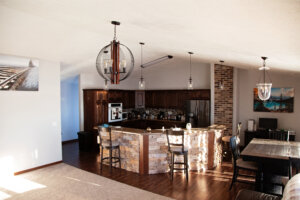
(171, 153, 174, 180)
(109, 148, 112, 171)
(185, 152, 189, 181)
(100, 146, 104, 171)
(118, 146, 121, 169)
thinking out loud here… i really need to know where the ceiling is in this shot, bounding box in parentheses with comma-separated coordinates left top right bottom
(0, 0, 300, 78)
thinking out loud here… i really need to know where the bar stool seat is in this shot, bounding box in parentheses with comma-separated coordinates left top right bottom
(170, 146, 189, 153)
(102, 140, 119, 148)
(166, 129, 189, 181)
(98, 126, 121, 171)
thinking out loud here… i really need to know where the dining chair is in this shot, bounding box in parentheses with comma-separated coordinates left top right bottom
(229, 135, 261, 190)
(289, 157, 300, 179)
(98, 126, 121, 171)
(166, 129, 189, 181)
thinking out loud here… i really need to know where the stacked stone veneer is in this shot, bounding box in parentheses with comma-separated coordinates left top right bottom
(214, 64, 233, 135)
(101, 129, 223, 174)
(102, 131, 140, 173)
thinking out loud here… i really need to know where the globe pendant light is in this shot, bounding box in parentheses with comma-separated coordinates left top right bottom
(219, 60, 225, 90)
(187, 52, 193, 90)
(138, 42, 145, 90)
(96, 21, 134, 84)
(256, 57, 272, 101)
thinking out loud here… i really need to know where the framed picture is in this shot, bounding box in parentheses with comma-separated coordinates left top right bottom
(0, 54, 39, 91)
(254, 88, 294, 113)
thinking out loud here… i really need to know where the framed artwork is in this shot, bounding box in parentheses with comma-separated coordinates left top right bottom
(254, 87, 294, 113)
(0, 54, 39, 91)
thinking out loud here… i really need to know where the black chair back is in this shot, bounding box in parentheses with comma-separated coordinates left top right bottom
(289, 157, 300, 178)
(98, 126, 112, 147)
(166, 129, 185, 153)
(230, 136, 241, 162)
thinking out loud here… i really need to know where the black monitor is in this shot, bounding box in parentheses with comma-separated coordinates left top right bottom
(259, 118, 277, 130)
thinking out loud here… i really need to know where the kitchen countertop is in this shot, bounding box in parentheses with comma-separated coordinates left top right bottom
(109, 125, 226, 135)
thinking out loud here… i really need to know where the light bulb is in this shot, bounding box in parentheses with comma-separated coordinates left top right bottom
(188, 78, 193, 90)
(104, 80, 108, 90)
(139, 78, 145, 90)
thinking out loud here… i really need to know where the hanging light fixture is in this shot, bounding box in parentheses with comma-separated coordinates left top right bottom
(138, 42, 145, 90)
(256, 56, 272, 101)
(219, 60, 225, 90)
(96, 21, 134, 84)
(104, 79, 108, 90)
(187, 52, 193, 90)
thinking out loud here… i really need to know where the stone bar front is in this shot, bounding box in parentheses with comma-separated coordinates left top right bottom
(101, 126, 224, 174)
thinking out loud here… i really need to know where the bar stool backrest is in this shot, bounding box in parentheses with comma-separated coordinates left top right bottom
(98, 126, 112, 147)
(166, 129, 185, 153)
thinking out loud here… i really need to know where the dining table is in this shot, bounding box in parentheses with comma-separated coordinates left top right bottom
(241, 138, 300, 194)
(241, 138, 300, 160)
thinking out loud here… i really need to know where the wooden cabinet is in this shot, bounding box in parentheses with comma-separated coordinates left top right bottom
(145, 89, 210, 109)
(135, 91, 145, 108)
(83, 90, 108, 132)
(108, 90, 123, 103)
(83, 89, 210, 132)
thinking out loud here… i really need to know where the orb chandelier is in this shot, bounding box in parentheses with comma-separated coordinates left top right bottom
(96, 21, 134, 84)
(256, 56, 272, 101)
(187, 52, 193, 90)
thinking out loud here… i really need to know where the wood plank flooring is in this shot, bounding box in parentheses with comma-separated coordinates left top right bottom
(62, 142, 254, 200)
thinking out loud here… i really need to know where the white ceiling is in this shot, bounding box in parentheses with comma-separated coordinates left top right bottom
(0, 0, 300, 78)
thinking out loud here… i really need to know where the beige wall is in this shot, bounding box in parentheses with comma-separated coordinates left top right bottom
(0, 60, 62, 173)
(237, 68, 300, 145)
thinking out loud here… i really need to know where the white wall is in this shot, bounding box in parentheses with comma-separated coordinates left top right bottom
(61, 76, 80, 142)
(0, 60, 62, 174)
(78, 59, 211, 130)
(237, 68, 300, 145)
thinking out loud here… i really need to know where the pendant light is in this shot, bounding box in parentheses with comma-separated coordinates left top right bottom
(219, 60, 224, 90)
(96, 21, 134, 84)
(256, 57, 272, 101)
(104, 79, 108, 90)
(138, 42, 145, 90)
(187, 52, 193, 90)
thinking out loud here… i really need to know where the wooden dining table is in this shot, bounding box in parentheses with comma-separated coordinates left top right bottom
(241, 138, 300, 160)
(241, 138, 300, 194)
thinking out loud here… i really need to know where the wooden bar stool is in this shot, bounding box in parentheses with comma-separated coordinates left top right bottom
(166, 129, 189, 181)
(98, 127, 121, 171)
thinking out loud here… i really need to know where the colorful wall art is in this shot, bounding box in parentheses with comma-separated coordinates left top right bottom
(254, 87, 294, 112)
(0, 54, 39, 91)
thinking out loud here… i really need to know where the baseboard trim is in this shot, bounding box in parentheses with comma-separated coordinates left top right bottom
(62, 139, 78, 144)
(14, 160, 63, 175)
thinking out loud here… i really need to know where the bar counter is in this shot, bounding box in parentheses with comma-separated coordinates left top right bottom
(99, 125, 225, 174)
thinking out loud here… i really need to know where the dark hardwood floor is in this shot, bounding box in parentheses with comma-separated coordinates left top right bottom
(62, 142, 254, 200)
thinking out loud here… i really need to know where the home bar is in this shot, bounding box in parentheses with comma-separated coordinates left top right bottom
(97, 126, 224, 174)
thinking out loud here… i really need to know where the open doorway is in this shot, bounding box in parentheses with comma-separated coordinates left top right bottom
(60, 75, 80, 142)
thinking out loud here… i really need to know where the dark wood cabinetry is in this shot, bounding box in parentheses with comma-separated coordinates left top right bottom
(83, 89, 210, 132)
(83, 90, 108, 132)
(145, 89, 210, 109)
(135, 91, 145, 108)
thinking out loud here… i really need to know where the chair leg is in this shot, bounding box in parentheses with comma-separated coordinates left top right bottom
(118, 146, 121, 169)
(100, 146, 104, 171)
(229, 167, 238, 190)
(109, 148, 112, 172)
(185, 152, 189, 181)
(171, 153, 174, 181)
